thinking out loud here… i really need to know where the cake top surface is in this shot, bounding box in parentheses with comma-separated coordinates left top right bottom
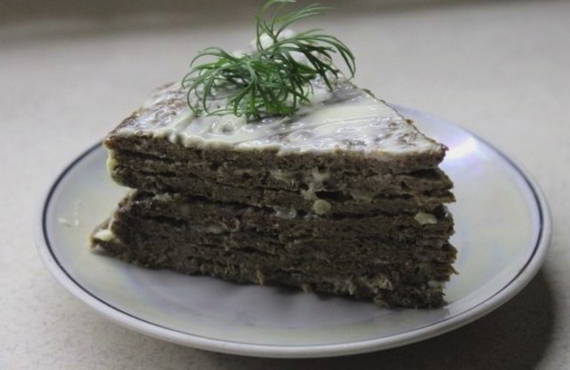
(112, 78, 445, 157)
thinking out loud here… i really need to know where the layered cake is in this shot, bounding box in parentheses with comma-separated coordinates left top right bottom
(91, 79, 456, 308)
(91, 0, 456, 308)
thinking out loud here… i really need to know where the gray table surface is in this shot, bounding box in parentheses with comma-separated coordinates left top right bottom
(1, 0, 568, 368)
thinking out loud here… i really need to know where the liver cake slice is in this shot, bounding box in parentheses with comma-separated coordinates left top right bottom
(92, 78, 457, 308)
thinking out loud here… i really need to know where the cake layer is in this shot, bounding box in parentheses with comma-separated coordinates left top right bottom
(95, 226, 455, 283)
(111, 168, 454, 216)
(105, 80, 447, 175)
(110, 191, 454, 241)
(111, 214, 454, 254)
(104, 210, 457, 264)
(108, 148, 453, 195)
(93, 236, 447, 308)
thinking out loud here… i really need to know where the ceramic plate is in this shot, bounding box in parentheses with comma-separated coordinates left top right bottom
(36, 106, 551, 358)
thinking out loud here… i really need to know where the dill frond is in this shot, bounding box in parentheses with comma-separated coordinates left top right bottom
(181, 0, 355, 121)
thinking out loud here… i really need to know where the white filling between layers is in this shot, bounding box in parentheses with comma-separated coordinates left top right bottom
(414, 211, 438, 225)
(92, 229, 115, 242)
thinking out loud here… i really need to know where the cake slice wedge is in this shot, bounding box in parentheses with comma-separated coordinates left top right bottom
(92, 78, 457, 308)
(91, 0, 457, 309)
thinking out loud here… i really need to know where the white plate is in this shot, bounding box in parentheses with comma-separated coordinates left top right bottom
(36, 106, 551, 358)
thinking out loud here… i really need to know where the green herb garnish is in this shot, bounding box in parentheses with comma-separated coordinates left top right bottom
(182, 0, 356, 121)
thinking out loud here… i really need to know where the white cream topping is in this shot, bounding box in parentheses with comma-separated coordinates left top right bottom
(115, 78, 443, 157)
(312, 199, 332, 215)
(273, 206, 298, 219)
(349, 190, 375, 203)
(270, 169, 293, 182)
(310, 168, 330, 186)
(414, 211, 438, 225)
(106, 149, 118, 175)
(92, 228, 115, 242)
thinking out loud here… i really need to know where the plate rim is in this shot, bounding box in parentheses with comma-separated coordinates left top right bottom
(35, 109, 552, 358)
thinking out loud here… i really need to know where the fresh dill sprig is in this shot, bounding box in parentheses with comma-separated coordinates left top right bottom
(181, 0, 356, 121)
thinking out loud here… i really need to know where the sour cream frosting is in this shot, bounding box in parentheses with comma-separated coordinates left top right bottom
(114, 78, 443, 156)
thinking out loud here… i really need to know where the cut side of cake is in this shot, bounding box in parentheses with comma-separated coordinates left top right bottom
(92, 78, 457, 308)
